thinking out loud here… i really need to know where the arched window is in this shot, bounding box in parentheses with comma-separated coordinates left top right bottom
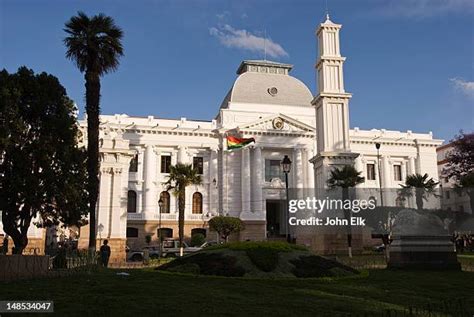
(126, 227, 139, 238)
(192, 192, 203, 214)
(159, 191, 170, 214)
(191, 228, 206, 238)
(127, 190, 137, 213)
(157, 228, 173, 241)
(129, 154, 138, 172)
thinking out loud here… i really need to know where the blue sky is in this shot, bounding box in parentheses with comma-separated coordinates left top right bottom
(1, 0, 473, 142)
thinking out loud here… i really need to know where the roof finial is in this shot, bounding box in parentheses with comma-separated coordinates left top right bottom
(325, 0, 330, 21)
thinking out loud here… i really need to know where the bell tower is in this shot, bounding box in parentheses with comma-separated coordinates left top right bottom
(310, 15, 358, 189)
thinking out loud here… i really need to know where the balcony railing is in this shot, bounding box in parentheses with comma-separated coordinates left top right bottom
(127, 212, 210, 221)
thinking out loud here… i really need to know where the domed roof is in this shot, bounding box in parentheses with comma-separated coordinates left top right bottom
(220, 60, 313, 108)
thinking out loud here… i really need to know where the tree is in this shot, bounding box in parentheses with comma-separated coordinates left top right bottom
(164, 163, 202, 256)
(400, 173, 439, 210)
(64, 12, 124, 251)
(442, 132, 474, 212)
(208, 216, 244, 242)
(327, 165, 365, 257)
(0, 67, 88, 254)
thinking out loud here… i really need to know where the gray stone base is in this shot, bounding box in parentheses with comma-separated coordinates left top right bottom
(388, 235, 461, 270)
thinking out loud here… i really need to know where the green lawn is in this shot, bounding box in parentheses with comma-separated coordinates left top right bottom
(0, 269, 473, 316)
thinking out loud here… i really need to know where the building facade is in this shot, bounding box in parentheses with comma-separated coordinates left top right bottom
(0, 16, 444, 260)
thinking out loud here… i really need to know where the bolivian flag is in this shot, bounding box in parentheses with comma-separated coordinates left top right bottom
(227, 136, 255, 150)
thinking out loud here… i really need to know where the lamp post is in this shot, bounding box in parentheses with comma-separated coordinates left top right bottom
(158, 197, 163, 259)
(375, 143, 384, 207)
(281, 155, 292, 243)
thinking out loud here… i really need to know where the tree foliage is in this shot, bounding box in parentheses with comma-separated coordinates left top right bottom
(400, 173, 439, 210)
(0, 67, 88, 254)
(327, 165, 365, 189)
(164, 163, 202, 251)
(326, 165, 365, 255)
(442, 132, 474, 212)
(64, 11, 124, 251)
(208, 216, 244, 242)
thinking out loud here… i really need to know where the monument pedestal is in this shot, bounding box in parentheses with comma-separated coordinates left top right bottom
(388, 235, 460, 270)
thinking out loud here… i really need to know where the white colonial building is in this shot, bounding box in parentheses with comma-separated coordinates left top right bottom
(0, 15, 444, 260)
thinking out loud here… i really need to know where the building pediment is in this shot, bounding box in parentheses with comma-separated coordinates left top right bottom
(236, 113, 315, 135)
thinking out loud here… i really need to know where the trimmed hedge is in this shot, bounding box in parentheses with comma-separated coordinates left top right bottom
(290, 255, 359, 278)
(207, 241, 308, 252)
(246, 248, 279, 272)
(157, 253, 246, 277)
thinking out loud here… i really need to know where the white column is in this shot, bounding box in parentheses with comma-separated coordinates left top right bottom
(209, 148, 218, 215)
(253, 146, 263, 213)
(295, 148, 304, 189)
(382, 155, 390, 188)
(401, 161, 407, 182)
(408, 156, 416, 176)
(241, 148, 251, 213)
(143, 144, 157, 216)
(177, 145, 188, 164)
(97, 167, 112, 240)
(306, 149, 315, 188)
(109, 167, 123, 237)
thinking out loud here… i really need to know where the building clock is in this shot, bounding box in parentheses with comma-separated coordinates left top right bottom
(272, 118, 284, 130)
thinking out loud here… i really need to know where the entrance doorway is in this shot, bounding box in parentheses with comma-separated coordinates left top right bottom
(266, 200, 285, 238)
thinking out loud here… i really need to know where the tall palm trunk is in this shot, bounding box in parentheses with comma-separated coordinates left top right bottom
(342, 188, 352, 258)
(178, 187, 185, 256)
(85, 70, 101, 251)
(415, 188, 423, 210)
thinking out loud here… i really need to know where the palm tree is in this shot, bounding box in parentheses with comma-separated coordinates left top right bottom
(327, 165, 365, 257)
(64, 12, 124, 251)
(400, 173, 439, 210)
(165, 163, 202, 256)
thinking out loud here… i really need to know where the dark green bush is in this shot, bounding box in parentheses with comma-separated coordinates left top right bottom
(290, 255, 359, 278)
(206, 240, 307, 252)
(158, 253, 246, 277)
(246, 248, 279, 272)
(168, 263, 200, 275)
(52, 249, 67, 269)
(190, 233, 205, 247)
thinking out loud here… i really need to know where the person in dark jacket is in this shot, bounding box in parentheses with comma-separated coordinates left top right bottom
(100, 240, 111, 267)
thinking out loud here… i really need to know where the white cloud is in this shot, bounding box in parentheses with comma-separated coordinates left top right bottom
(450, 78, 474, 97)
(216, 11, 230, 21)
(374, 0, 474, 18)
(209, 24, 288, 59)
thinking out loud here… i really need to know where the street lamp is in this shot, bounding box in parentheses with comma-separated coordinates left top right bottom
(158, 197, 163, 259)
(375, 143, 384, 206)
(281, 155, 292, 243)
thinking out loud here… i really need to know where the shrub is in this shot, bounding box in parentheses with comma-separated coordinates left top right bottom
(208, 216, 244, 241)
(190, 233, 205, 247)
(168, 263, 200, 275)
(158, 253, 246, 277)
(52, 249, 68, 269)
(290, 255, 359, 278)
(207, 241, 307, 252)
(145, 235, 152, 244)
(246, 248, 279, 272)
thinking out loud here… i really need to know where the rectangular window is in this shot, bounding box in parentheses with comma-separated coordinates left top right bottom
(367, 164, 376, 180)
(265, 159, 283, 182)
(393, 165, 402, 181)
(129, 154, 138, 173)
(161, 155, 171, 173)
(193, 157, 204, 174)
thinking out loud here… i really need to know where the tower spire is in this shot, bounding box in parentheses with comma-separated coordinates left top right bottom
(263, 29, 267, 61)
(325, 0, 329, 20)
